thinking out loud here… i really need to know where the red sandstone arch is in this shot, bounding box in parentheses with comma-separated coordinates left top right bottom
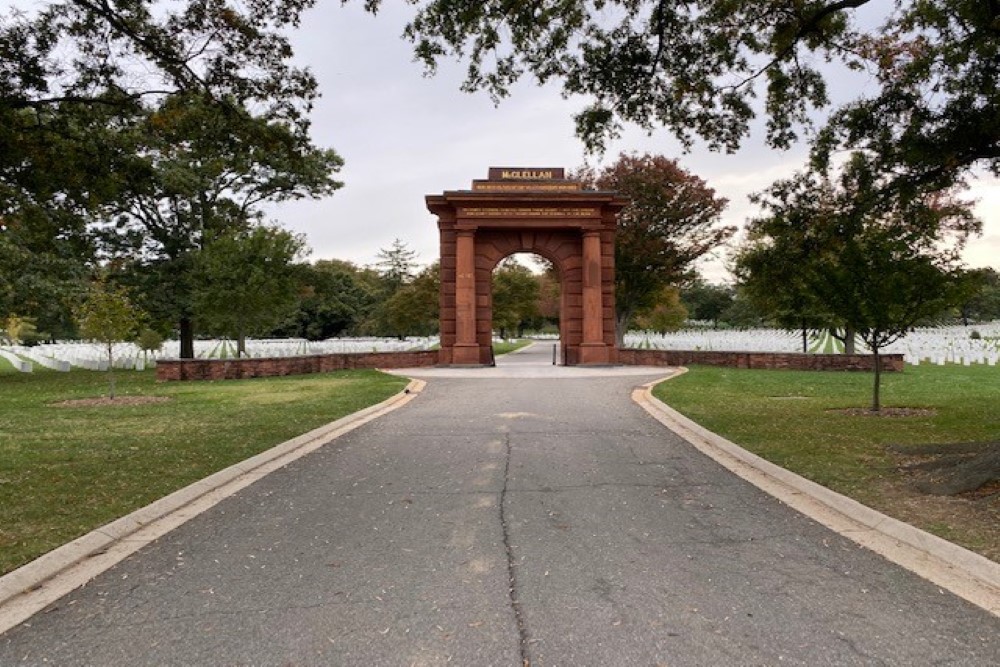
(426, 168, 626, 365)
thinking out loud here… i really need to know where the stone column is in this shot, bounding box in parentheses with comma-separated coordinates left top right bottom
(453, 229, 480, 364)
(579, 229, 610, 364)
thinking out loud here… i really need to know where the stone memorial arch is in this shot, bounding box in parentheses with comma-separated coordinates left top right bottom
(427, 168, 627, 366)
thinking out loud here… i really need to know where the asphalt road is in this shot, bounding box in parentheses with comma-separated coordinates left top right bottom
(1, 344, 997, 665)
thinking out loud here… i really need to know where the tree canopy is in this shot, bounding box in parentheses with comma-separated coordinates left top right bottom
(362, 0, 999, 194)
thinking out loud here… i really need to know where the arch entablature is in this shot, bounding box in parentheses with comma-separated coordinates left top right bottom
(426, 168, 626, 366)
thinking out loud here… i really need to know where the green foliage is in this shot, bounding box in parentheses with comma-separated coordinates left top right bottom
(192, 225, 307, 356)
(275, 259, 383, 340)
(75, 281, 147, 398)
(575, 154, 731, 343)
(75, 282, 145, 345)
(958, 268, 1000, 325)
(374, 238, 419, 294)
(374, 263, 440, 338)
(136, 328, 164, 355)
(2, 315, 35, 345)
(680, 279, 735, 327)
(0, 369, 408, 576)
(492, 258, 541, 339)
(736, 154, 982, 410)
(365, 1, 1000, 192)
(633, 287, 687, 333)
(3, 2, 340, 357)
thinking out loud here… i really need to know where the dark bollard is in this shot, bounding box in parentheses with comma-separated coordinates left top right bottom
(552, 344, 557, 365)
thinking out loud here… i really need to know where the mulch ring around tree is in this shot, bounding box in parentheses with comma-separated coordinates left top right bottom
(50, 396, 173, 408)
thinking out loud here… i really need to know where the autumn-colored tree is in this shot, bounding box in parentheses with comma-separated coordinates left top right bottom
(576, 154, 731, 344)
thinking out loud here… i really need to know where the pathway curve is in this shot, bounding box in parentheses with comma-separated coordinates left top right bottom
(1, 344, 997, 664)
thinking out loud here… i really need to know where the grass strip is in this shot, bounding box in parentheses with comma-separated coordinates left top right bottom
(492, 340, 532, 355)
(653, 364, 999, 558)
(0, 368, 408, 575)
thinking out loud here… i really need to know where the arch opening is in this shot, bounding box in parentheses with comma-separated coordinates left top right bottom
(490, 253, 561, 357)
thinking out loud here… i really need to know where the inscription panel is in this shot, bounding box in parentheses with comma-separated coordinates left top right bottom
(460, 206, 599, 218)
(471, 181, 581, 192)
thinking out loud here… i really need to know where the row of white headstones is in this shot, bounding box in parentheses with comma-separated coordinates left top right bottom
(0, 337, 441, 373)
(2, 323, 998, 372)
(622, 321, 1000, 366)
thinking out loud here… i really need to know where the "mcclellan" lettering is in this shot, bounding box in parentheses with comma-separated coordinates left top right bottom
(500, 169, 554, 180)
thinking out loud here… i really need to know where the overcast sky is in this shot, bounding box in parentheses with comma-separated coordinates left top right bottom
(267, 2, 999, 282)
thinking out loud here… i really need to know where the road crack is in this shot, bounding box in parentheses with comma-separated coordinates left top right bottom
(500, 432, 531, 666)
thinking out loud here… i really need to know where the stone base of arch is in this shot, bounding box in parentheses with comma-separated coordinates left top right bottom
(427, 169, 625, 366)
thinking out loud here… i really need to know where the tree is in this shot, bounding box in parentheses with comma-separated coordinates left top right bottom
(136, 328, 164, 364)
(364, 1, 1000, 193)
(957, 269, 1000, 325)
(1, 0, 322, 260)
(633, 287, 687, 334)
(374, 239, 419, 294)
(274, 259, 382, 340)
(2, 2, 337, 356)
(680, 279, 735, 329)
(577, 154, 731, 344)
(732, 191, 842, 350)
(375, 263, 440, 338)
(492, 258, 541, 339)
(75, 281, 146, 399)
(743, 154, 981, 411)
(103, 92, 343, 358)
(192, 225, 307, 357)
(534, 266, 562, 332)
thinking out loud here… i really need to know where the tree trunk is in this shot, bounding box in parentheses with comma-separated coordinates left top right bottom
(615, 310, 631, 348)
(801, 320, 808, 353)
(237, 332, 247, 358)
(179, 317, 194, 359)
(107, 341, 116, 400)
(844, 324, 856, 355)
(871, 347, 882, 412)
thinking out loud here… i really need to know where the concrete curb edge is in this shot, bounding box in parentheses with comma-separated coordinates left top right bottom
(633, 370, 1000, 617)
(0, 377, 426, 634)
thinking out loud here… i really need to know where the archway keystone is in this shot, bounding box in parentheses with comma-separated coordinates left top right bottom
(427, 168, 626, 366)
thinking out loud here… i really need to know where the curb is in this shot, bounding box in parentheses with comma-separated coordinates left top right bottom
(0, 378, 426, 635)
(633, 370, 1000, 618)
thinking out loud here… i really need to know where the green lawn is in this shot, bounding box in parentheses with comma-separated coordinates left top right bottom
(0, 368, 408, 575)
(653, 364, 1000, 556)
(492, 339, 532, 355)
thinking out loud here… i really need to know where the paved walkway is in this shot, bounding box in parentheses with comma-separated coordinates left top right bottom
(1, 344, 997, 665)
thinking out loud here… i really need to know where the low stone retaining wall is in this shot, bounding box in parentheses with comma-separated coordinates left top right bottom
(618, 349, 904, 372)
(156, 350, 439, 381)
